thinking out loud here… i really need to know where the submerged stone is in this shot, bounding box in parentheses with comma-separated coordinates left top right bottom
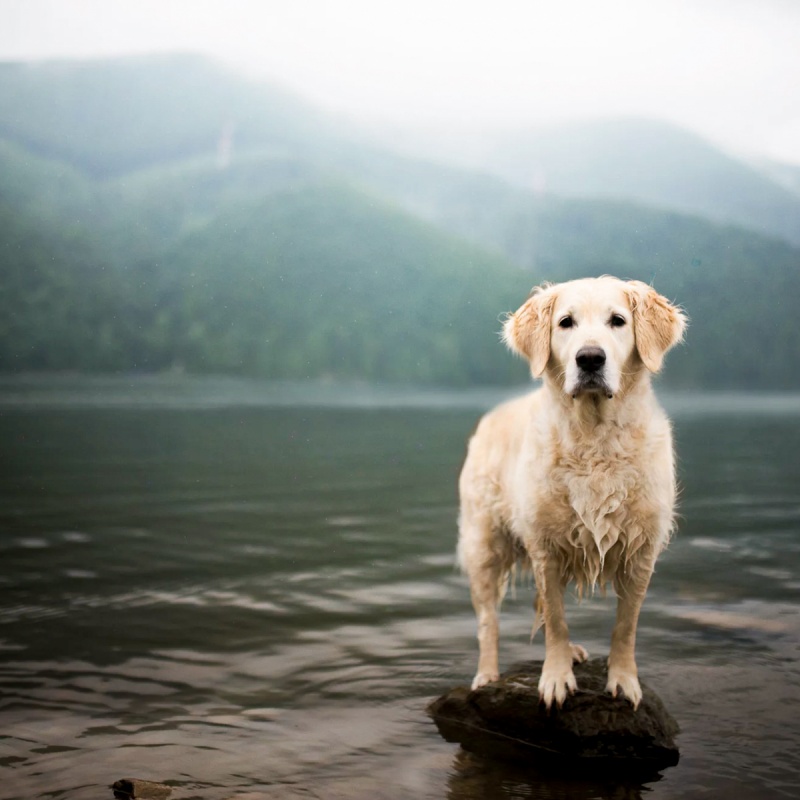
(427, 658, 679, 773)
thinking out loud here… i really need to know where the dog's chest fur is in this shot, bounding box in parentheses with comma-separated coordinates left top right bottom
(528, 420, 652, 588)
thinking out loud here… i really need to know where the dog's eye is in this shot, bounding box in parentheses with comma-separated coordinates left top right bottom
(558, 316, 574, 329)
(610, 314, 626, 327)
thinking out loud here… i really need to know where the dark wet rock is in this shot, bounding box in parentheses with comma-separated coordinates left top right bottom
(427, 658, 679, 773)
(111, 778, 172, 799)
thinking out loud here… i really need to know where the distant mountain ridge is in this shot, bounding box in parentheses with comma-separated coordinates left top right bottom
(1, 54, 799, 388)
(0, 54, 341, 176)
(424, 117, 800, 246)
(3, 55, 799, 247)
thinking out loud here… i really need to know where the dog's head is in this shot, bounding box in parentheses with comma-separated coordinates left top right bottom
(503, 276, 686, 399)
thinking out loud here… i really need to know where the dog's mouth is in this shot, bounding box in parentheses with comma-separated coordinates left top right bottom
(571, 373, 614, 400)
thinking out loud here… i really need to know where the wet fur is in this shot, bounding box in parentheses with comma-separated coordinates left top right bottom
(457, 276, 686, 708)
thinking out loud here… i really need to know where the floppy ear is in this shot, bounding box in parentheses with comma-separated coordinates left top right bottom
(626, 280, 687, 372)
(502, 284, 557, 378)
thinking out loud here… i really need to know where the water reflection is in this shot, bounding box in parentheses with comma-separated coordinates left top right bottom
(446, 749, 657, 800)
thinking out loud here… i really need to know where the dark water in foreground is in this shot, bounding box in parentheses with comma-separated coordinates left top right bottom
(1, 377, 799, 800)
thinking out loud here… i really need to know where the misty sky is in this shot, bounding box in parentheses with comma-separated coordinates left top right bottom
(2, 0, 799, 163)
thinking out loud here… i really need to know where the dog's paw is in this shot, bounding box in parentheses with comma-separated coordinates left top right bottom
(471, 670, 499, 690)
(538, 660, 577, 708)
(570, 642, 589, 663)
(606, 664, 642, 709)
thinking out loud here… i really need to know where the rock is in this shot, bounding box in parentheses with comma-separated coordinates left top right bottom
(427, 658, 679, 773)
(111, 779, 172, 800)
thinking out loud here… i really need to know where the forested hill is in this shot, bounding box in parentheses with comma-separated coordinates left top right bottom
(1, 55, 799, 389)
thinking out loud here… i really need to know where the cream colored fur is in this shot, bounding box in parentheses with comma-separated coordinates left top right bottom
(457, 276, 686, 709)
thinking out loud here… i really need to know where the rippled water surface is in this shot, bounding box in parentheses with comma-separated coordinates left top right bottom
(2, 377, 799, 799)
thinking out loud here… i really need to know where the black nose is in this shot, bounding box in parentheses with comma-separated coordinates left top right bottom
(576, 346, 606, 373)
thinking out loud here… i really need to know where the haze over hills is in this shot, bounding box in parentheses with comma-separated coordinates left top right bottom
(405, 118, 800, 246)
(0, 55, 342, 176)
(1, 54, 799, 388)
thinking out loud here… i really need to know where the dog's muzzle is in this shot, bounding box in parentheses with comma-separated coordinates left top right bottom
(573, 346, 613, 399)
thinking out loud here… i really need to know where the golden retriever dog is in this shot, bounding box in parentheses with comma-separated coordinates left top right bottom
(458, 276, 686, 709)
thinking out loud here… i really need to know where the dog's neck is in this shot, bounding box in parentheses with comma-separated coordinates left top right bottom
(544, 372, 655, 434)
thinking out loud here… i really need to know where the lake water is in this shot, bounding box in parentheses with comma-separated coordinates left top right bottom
(2, 377, 799, 800)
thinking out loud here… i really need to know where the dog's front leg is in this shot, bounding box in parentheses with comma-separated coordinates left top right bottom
(533, 556, 577, 708)
(607, 549, 657, 709)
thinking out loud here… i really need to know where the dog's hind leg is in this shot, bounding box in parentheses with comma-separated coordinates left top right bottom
(458, 517, 513, 690)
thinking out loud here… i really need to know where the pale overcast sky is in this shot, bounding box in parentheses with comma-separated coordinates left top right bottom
(2, 0, 799, 163)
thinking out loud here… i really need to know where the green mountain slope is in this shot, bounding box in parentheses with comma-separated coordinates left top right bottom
(3, 56, 798, 245)
(343, 149, 800, 387)
(0, 199, 126, 370)
(1, 54, 799, 389)
(0, 159, 531, 383)
(0, 138, 95, 221)
(140, 182, 530, 384)
(92, 150, 330, 266)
